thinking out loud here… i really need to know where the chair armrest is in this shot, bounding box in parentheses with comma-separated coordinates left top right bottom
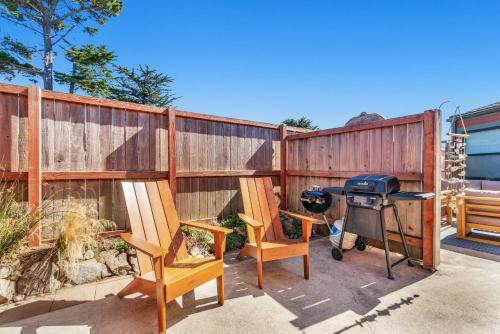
(179, 221, 233, 235)
(238, 213, 264, 229)
(121, 233, 166, 258)
(280, 210, 319, 224)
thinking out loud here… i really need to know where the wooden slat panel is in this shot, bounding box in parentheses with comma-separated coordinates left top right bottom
(133, 182, 161, 246)
(157, 180, 188, 261)
(121, 182, 152, 274)
(27, 87, 42, 246)
(100, 107, 113, 170)
(247, 178, 266, 241)
(86, 105, 101, 170)
(255, 178, 276, 241)
(18, 96, 28, 171)
(0, 93, 13, 170)
(42, 171, 169, 180)
(264, 177, 285, 240)
(286, 170, 422, 181)
(69, 103, 85, 171)
(239, 178, 256, 243)
(137, 113, 150, 170)
(125, 111, 138, 170)
(112, 109, 126, 170)
(286, 113, 424, 141)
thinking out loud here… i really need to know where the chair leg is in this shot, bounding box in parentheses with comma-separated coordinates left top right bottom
(217, 275, 224, 305)
(303, 254, 309, 280)
(117, 279, 141, 298)
(237, 244, 252, 260)
(156, 282, 167, 334)
(257, 259, 263, 289)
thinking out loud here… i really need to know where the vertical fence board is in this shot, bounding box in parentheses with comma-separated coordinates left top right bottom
(27, 87, 42, 246)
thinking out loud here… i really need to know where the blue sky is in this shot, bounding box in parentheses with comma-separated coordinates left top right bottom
(3, 1, 500, 128)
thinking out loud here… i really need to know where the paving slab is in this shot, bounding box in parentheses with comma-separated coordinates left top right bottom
(0, 238, 499, 334)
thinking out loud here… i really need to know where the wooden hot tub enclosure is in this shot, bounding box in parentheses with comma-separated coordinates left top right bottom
(0, 83, 441, 270)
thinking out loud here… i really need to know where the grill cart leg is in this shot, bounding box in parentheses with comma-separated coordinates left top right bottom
(380, 208, 394, 280)
(332, 206, 350, 261)
(392, 204, 414, 267)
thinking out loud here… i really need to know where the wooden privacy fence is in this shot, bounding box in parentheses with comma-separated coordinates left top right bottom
(0, 83, 306, 245)
(283, 111, 442, 269)
(0, 83, 440, 269)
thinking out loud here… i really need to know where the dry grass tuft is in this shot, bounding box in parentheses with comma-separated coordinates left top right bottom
(0, 181, 42, 262)
(48, 201, 116, 262)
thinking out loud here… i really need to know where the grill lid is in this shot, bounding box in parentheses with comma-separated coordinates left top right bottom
(344, 174, 400, 194)
(300, 190, 332, 213)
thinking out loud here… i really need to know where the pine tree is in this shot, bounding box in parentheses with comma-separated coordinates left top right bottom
(282, 117, 319, 130)
(109, 65, 177, 107)
(54, 44, 116, 96)
(0, 0, 122, 89)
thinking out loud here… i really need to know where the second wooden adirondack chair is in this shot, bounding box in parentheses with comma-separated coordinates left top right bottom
(118, 180, 232, 334)
(237, 177, 318, 289)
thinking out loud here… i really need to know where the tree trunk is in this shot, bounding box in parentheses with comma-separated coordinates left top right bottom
(42, 26, 53, 90)
(69, 62, 76, 94)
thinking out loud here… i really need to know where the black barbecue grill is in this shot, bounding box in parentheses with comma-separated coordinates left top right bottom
(301, 174, 434, 280)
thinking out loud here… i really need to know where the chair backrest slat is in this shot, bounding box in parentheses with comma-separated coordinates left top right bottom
(239, 178, 256, 243)
(239, 177, 285, 242)
(134, 183, 161, 246)
(255, 178, 276, 241)
(122, 182, 153, 274)
(157, 180, 188, 261)
(264, 177, 286, 240)
(145, 182, 176, 265)
(122, 180, 188, 275)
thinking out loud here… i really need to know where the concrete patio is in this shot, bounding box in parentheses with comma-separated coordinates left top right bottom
(1, 238, 499, 334)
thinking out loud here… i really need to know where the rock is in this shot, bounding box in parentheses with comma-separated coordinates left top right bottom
(127, 248, 136, 256)
(98, 250, 131, 276)
(17, 261, 61, 295)
(83, 249, 95, 260)
(345, 112, 385, 127)
(0, 266, 11, 279)
(128, 255, 140, 274)
(61, 259, 109, 285)
(13, 294, 25, 302)
(189, 245, 206, 258)
(282, 219, 296, 236)
(234, 226, 246, 236)
(0, 279, 15, 304)
(98, 237, 121, 251)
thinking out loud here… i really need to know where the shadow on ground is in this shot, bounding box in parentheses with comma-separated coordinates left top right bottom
(1, 238, 432, 333)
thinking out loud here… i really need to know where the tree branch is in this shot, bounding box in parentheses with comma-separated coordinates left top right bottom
(0, 14, 43, 34)
(50, 22, 79, 47)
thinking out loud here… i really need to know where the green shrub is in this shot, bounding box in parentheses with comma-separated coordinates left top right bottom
(221, 215, 246, 251)
(280, 215, 302, 239)
(181, 225, 213, 256)
(111, 240, 131, 251)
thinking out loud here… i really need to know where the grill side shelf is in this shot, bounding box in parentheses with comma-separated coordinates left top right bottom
(322, 187, 345, 195)
(389, 192, 435, 201)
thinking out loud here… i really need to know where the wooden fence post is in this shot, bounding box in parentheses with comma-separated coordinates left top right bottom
(422, 109, 437, 270)
(168, 107, 177, 200)
(27, 86, 42, 247)
(279, 124, 287, 209)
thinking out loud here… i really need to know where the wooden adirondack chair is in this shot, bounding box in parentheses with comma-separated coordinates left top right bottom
(118, 180, 232, 334)
(237, 177, 318, 289)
